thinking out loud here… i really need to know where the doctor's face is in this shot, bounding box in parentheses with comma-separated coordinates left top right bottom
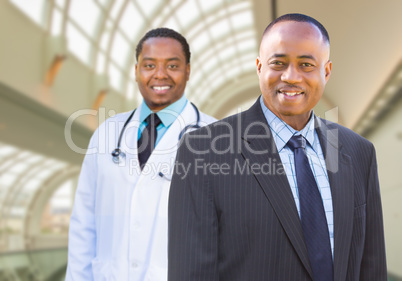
(136, 37, 190, 112)
(257, 21, 332, 130)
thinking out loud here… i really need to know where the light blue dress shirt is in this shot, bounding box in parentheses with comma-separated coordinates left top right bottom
(259, 96, 334, 255)
(138, 95, 187, 145)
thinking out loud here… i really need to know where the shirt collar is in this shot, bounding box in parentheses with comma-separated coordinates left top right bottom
(259, 96, 316, 152)
(139, 94, 188, 127)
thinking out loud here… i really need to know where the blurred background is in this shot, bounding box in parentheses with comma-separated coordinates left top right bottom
(0, 0, 401, 280)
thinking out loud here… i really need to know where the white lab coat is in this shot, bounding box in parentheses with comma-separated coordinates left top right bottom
(66, 102, 216, 281)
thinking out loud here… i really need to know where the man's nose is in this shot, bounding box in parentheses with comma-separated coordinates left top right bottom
(154, 66, 168, 79)
(281, 64, 302, 84)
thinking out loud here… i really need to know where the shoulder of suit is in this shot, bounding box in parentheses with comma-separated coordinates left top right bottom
(317, 117, 374, 149)
(199, 111, 218, 124)
(187, 110, 247, 138)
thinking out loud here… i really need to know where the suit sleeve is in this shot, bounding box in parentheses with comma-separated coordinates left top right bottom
(359, 144, 387, 280)
(65, 134, 98, 281)
(168, 134, 219, 281)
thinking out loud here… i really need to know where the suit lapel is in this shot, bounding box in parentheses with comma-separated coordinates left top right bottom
(240, 100, 313, 278)
(315, 118, 354, 281)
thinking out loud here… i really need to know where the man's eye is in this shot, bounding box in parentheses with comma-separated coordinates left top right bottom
(301, 63, 314, 67)
(271, 61, 284, 65)
(144, 64, 155, 68)
(168, 65, 178, 69)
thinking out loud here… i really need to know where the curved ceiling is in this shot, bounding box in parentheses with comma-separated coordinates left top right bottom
(9, 0, 257, 108)
(6, 0, 402, 127)
(0, 141, 79, 250)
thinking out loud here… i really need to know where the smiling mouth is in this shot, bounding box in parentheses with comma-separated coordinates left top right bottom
(152, 86, 171, 91)
(151, 86, 172, 94)
(278, 90, 303, 97)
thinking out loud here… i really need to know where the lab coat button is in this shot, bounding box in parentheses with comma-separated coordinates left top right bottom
(131, 262, 138, 269)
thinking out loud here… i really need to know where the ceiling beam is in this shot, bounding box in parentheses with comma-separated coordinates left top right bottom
(0, 82, 92, 165)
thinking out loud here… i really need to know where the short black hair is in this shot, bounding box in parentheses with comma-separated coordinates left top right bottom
(135, 27, 191, 63)
(263, 13, 330, 44)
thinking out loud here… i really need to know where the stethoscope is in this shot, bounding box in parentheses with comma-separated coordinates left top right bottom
(111, 102, 200, 165)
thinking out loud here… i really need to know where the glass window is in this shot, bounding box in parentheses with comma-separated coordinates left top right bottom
(0, 145, 17, 157)
(225, 63, 242, 80)
(9, 0, 46, 27)
(164, 17, 181, 32)
(55, 0, 66, 9)
(176, 1, 199, 28)
(239, 54, 258, 71)
(66, 23, 92, 64)
(235, 30, 255, 43)
(209, 74, 225, 91)
(198, 0, 222, 13)
(23, 178, 42, 192)
(0, 174, 18, 188)
(151, 6, 172, 28)
(191, 29, 210, 53)
(188, 70, 204, 91)
(126, 82, 135, 100)
(230, 10, 253, 29)
(100, 28, 111, 51)
(41, 179, 75, 234)
(218, 47, 236, 62)
(120, 2, 143, 40)
(35, 168, 57, 180)
(209, 18, 231, 41)
(111, 32, 130, 68)
(10, 0, 258, 101)
(109, 64, 123, 91)
(69, 0, 101, 37)
(96, 52, 106, 74)
(51, 8, 63, 36)
(169, 0, 182, 8)
(110, 0, 125, 20)
(130, 65, 136, 80)
(227, 2, 251, 15)
(9, 206, 25, 218)
(138, 0, 162, 17)
(8, 162, 29, 174)
(97, 0, 110, 6)
(24, 154, 43, 165)
(136, 89, 143, 105)
(237, 39, 256, 52)
(202, 57, 218, 75)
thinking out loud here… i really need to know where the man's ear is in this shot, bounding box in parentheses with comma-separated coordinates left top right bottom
(186, 63, 191, 81)
(324, 60, 332, 83)
(256, 57, 262, 75)
(135, 64, 138, 82)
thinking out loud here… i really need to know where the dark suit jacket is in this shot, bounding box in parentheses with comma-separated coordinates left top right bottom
(168, 98, 386, 281)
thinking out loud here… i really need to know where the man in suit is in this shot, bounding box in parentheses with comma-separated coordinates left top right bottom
(66, 28, 215, 280)
(168, 14, 386, 281)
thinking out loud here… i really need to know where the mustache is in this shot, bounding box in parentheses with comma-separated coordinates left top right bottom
(276, 84, 305, 92)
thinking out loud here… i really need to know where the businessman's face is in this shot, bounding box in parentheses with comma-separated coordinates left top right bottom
(257, 21, 332, 129)
(136, 37, 190, 112)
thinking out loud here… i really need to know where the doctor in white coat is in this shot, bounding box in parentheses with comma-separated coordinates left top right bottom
(66, 28, 216, 281)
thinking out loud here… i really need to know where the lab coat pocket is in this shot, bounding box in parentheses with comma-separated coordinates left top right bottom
(91, 258, 118, 281)
(158, 179, 171, 218)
